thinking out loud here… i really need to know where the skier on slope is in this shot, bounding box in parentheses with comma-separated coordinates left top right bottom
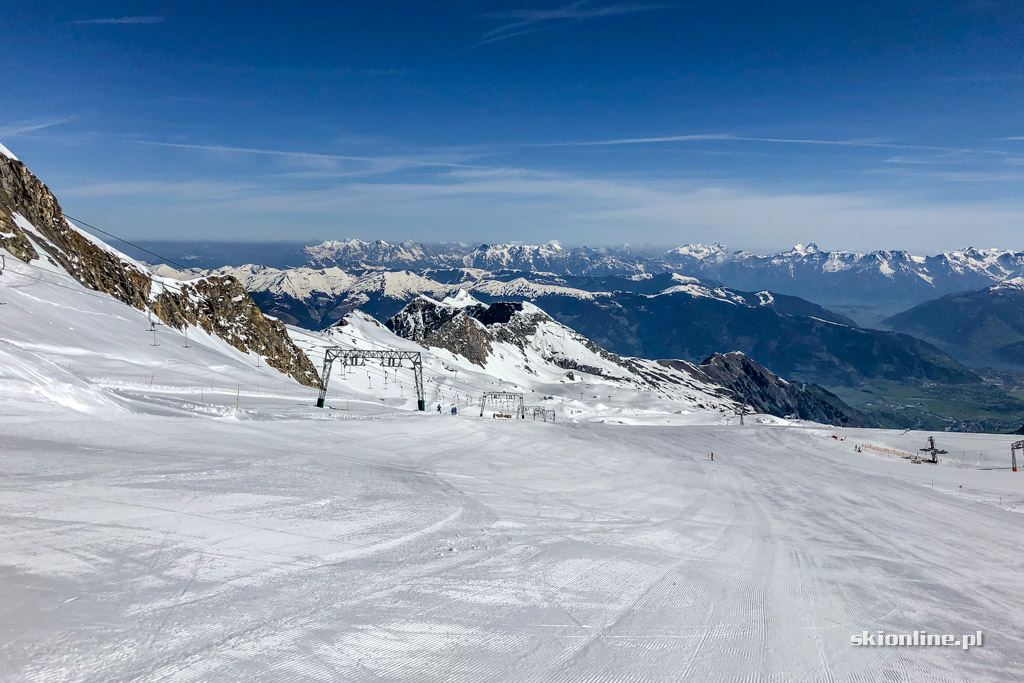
(437, 403, 442, 413)
(710, 452, 714, 462)
(451, 405, 458, 416)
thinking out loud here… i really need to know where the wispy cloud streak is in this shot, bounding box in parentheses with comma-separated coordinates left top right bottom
(0, 116, 77, 138)
(74, 16, 165, 25)
(475, 1, 668, 47)
(132, 140, 485, 174)
(542, 133, 1005, 156)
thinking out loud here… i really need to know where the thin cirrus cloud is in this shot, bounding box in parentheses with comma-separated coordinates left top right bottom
(73, 16, 165, 25)
(131, 140, 485, 175)
(542, 133, 1003, 156)
(0, 116, 78, 138)
(474, 1, 670, 47)
(58, 180, 255, 202)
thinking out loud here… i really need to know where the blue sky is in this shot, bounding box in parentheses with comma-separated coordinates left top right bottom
(3, 1, 1024, 252)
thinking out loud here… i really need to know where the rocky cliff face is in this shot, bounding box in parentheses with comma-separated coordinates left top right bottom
(691, 352, 863, 426)
(0, 151, 320, 388)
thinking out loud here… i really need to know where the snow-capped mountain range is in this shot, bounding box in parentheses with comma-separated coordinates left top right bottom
(303, 239, 652, 276)
(154, 263, 855, 333)
(292, 238, 1024, 309)
(135, 237, 1024, 328)
(153, 260, 981, 393)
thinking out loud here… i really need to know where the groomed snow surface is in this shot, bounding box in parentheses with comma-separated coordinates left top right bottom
(3, 260, 1024, 681)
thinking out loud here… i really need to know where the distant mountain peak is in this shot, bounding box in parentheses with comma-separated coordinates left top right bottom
(788, 243, 820, 256)
(666, 243, 727, 259)
(440, 289, 484, 308)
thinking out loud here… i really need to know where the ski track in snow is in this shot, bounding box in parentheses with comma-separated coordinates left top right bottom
(2, 413, 1024, 681)
(3, 253, 1024, 681)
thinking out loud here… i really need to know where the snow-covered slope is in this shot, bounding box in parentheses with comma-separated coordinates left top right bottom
(288, 303, 745, 423)
(0, 247, 312, 418)
(155, 263, 358, 299)
(0, 340, 123, 413)
(0, 149, 319, 387)
(991, 276, 1024, 293)
(654, 273, 750, 303)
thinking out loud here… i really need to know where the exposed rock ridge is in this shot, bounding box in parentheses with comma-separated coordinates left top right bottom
(690, 352, 863, 426)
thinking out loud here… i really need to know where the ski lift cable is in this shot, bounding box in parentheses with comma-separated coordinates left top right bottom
(63, 214, 192, 271)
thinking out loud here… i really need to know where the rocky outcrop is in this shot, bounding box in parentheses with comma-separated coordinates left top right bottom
(0, 152, 320, 388)
(691, 352, 864, 426)
(386, 294, 627, 374)
(385, 296, 496, 366)
(423, 314, 494, 366)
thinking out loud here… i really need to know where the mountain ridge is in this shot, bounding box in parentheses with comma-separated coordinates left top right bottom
(885, 279, 1024, 370)
(134, 237, 1024, 319)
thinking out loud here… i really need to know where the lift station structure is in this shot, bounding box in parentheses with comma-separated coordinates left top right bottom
(317, 348, 425, 411)
(480, 391, 526, 419)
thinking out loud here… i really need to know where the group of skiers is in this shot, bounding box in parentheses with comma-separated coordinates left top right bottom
(437, 403, 457, 415)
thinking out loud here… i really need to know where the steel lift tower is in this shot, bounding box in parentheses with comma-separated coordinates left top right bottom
(480, 391, 526, 419)
(919, 436, 948, 465)
(317, 348, 425, 411)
